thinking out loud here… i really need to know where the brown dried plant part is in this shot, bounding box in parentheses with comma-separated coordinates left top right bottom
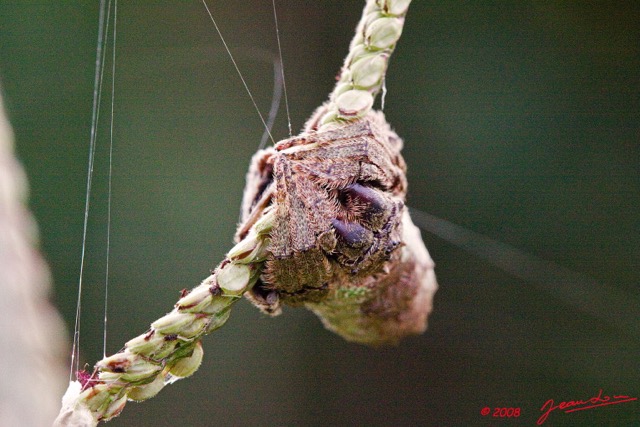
(236, 109, 438, 345)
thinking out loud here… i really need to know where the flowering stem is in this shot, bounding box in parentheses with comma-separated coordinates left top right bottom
(318, 0, 412, 125)
(55, 211, 274, 425)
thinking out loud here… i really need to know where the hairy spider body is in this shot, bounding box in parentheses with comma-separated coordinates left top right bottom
(236, 109, 437, 344)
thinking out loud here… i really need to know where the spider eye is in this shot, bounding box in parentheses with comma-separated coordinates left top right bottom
(341, 183, 386, 215)
(331, 219, 372, 249)
(338, 183, 392, 230)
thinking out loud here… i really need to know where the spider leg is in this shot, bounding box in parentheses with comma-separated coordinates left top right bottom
(264, 153, 333, 298)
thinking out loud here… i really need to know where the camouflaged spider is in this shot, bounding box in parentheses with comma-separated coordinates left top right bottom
(234, 107, 435, 343)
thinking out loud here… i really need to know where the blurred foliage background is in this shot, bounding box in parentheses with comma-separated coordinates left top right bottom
(1, 1, 638, 425)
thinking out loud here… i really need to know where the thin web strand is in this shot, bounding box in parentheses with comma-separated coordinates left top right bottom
(103, 0, 118, 359)
(271, 0, 292, 137)
(381, 77, 387, 110)
(258, 59, 284, 150)
(71, 0, 112, 380)
(410, 208, 640, 336)
(201, 0, 275, 145)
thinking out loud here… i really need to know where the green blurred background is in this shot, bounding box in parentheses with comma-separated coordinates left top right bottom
(1, 1, 638, 425)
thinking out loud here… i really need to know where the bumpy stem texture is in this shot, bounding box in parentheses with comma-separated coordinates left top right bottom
(318, 0, 412, 126)
(54, 211, 274, 425)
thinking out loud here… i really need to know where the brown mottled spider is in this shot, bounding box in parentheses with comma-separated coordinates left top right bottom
(236, 107, 416, 316)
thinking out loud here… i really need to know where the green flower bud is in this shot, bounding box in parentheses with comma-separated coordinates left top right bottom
(97, 351, 162, 384)
(151, 310, 211, 339)
(227, 232, 260, 262)
(336, 90, 374, 118)
(151, 311, 196, 335)
(181, 275, 239, 314)
(176, 284, 213, 312)
(351, 54, 387, 89)
(102, 394, 128, 421)
(180, 314, 210, 338)
(125, 330, 166, 355)
(205, 305, 232, 333)
(164, 341, 204, 383)
(254, 209, 275, 235)
(97, 371, 123, 384)
(127, 375, 166, 402)
(332, 81, 354, 99)
(252, 237, 271, 262)
(78, 383, 121, 414)
(202, 294, 236, 314)
(365, 17, 403, 49)
(227, 231, 270, 264)
(217, 263, 251, 295)
(319, 109, 341, 127)
(380, 0, 411, 16)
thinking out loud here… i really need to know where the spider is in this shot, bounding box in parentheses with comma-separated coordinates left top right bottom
(235, 106, 437, 345)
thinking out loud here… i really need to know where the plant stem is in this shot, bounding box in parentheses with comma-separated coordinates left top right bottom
(317, 0, 413, 126)
(55, 211, 274, 425)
